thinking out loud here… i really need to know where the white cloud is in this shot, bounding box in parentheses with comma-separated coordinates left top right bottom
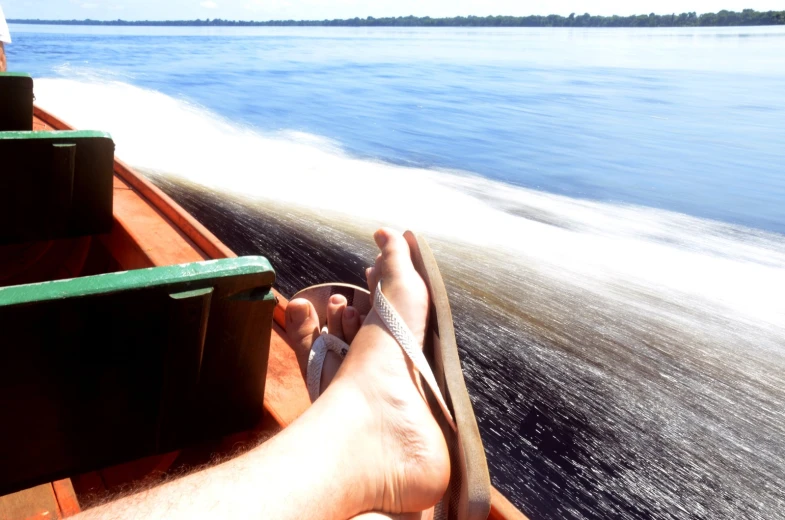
(200, 1, 218, 8)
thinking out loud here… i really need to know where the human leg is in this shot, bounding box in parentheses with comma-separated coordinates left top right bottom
(75, 229, 449, 519)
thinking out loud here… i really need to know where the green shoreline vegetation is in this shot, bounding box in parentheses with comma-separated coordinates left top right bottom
(8, 9, 785, 27)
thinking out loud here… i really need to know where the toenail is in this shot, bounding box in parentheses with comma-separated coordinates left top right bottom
(289, 302, 310, 322)
(344, 307, 356, 319)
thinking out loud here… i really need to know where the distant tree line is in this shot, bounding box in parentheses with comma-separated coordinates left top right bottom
(9, 9, 785, 27)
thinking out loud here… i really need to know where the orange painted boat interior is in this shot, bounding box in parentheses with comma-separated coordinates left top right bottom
(0, 107, 526, 520)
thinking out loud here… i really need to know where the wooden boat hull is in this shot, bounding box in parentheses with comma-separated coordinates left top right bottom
(0, 106, 526, 520)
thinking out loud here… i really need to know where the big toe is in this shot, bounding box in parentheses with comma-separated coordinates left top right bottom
(373, 228, 417, 279)
(285, 298, 320, 379)
(367, 229, 430, 347)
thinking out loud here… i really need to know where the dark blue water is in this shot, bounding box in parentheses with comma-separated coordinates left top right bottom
(8, 25, 785, 233)
(7, 25, 785, 520)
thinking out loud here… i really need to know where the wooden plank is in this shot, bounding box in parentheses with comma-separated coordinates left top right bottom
(0, 484, 59, 520)
(51, 481, 79, 518)
(262, 323, 310, 427)
(105, 176, 207, 270)
(113, 159, 236, 261)
(0, 237, 91, 287)
(157, 287, 213, 450)
(0, 257, 276, 497)
(0, 257, 274, 306)
(32, 119, 50, 131)
(0, 132, 114, 244)
(68, 472, 105, 509)
(0, 73, 33, 131)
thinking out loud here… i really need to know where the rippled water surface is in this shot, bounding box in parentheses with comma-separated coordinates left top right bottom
(8, 24, 785, 519)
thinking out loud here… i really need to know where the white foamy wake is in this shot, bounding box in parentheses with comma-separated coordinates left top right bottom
(32, 76, 785, 517)
(33, 77, 785, 334)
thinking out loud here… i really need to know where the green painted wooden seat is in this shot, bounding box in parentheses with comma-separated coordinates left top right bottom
(0, 130, 115, 244)
(0, 72, 33, 131)
(0, 256, 276, 495)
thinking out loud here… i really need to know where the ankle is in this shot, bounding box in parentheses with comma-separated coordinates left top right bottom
(324, 368, 449, 515)
(317, 381, 386, 514)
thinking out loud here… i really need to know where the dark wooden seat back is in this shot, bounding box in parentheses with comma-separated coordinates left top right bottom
(0, 257, 276, 495)
(0, 73, 33, 131)
(0, 130, 115, 244)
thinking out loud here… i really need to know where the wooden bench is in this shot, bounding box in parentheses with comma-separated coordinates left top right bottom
(0, 257, 276, 496)
(0, 130, 115, 244)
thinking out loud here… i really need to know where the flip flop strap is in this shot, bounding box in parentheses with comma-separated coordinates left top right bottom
(307, 330, 349, 403)
(374, 281, 457, 431)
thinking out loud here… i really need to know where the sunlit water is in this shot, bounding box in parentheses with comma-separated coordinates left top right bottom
(8, 24, 785, 519)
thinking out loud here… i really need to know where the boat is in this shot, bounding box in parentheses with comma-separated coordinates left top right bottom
(0, 72, 527, 520)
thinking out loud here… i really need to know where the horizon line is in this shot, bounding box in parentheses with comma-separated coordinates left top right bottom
(8, 9, 785, 26)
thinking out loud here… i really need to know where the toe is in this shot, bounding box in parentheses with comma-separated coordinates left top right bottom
(369, 228, 430, 343)
(285, 298, 320, 379)
(327, 294, 347, 340)
(374, 228, 415, 281)
(374, 228, 411, 263)
(342, 306, 361, 343)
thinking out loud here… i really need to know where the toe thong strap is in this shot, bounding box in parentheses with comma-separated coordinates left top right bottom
(307, 329, 350, 403)
(374, 281, 457, 431)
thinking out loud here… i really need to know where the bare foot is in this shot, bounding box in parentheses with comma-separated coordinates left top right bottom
(289, 229, 449, 515)
(286, 292, 363, 393)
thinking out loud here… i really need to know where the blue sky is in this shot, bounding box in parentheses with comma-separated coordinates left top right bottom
(3, 0, 783, 21)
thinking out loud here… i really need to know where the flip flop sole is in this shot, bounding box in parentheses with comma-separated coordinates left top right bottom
(291, 282, 371, 329)
(405, 231, 492, 520)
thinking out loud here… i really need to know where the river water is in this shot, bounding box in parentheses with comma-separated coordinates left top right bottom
(8, 24, 785, 519)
